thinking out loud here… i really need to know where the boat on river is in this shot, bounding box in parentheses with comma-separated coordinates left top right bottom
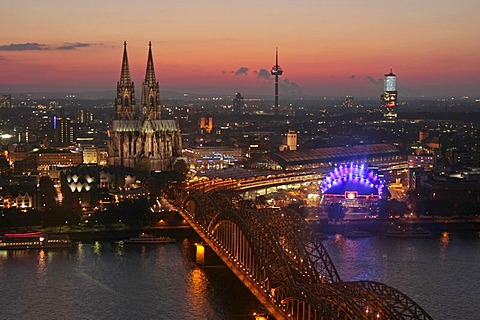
(385, 225, 431, 238)
(345, 230, 371, 238)
(315, 232, 329, 240)
(0, 231, 72, 250)
(123, 233, 176, 244)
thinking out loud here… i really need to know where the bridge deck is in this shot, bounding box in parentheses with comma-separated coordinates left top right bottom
(178, 207, 287, 319)
(177, 191, 433, 320)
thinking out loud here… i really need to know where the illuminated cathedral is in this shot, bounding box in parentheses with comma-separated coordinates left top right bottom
(107, 42, 182, 171)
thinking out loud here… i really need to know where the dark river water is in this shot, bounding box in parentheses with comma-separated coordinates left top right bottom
(0, 232, 478, 320)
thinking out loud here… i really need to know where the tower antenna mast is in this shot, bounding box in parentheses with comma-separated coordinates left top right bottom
(271, 47, 283, 116)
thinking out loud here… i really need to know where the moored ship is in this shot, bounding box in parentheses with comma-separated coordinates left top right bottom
(385, 224, 431, 238)
(123, 233, 176, 244)
(0, 232, 72, 250)
(345, 230, 371, 238)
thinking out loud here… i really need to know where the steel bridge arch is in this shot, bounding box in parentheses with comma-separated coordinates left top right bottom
(272, 280, 434, 320)
(211, 211, 293, 289)
(334, 281, 434, 320)
(274, 284, 365, 320)
(258, 207, 341, 284)
(185, 193, 296, 287)
(181, 192, 433, 320)
(202, 193, 299, 287)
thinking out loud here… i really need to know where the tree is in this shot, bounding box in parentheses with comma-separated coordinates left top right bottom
(456, 200, 480, 217)
(39, 176, 57, 209)
(419, 199, 455, 219)
(42, 205, 81, 229)
(173, 159, 190, 178)
(287, 201, 308, 218)
(405, 190, 429, 215)
(326, 203, 346, 223)
(97, 199, 152, 228)
(378, 199, 409, 219)
(146, 172, 175, 204)
(0, 208, 42, 230)
(0, 156, 10, 176)
(256, 195, 268, 207)
(134, 157, 152, 177)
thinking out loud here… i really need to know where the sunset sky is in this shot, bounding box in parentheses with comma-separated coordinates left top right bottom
(1, 0, 479, 97)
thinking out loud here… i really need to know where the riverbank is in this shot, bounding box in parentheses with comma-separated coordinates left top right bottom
(68, 227, 195, 242)
(0, 225, 194, 242)
(309, 218, 480, 235)
(3, 217, 480, 242)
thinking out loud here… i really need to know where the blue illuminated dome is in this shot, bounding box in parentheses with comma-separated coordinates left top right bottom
(321, 164, 385, 196)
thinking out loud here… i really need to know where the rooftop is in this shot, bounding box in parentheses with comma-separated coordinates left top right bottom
(271, 143, 402, 167)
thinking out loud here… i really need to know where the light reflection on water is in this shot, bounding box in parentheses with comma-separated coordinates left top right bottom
(1, 232, 477, 320)
(77, 242, 84, 262)
(439, 231, 450, 261)
(186, 268, 209, 317)
(0, 238, 258, 320)
(36, 250, 47, 280)
(115, 240, 125, 257)
(93, 241, 102, 255)
(323, 232, 480, 320)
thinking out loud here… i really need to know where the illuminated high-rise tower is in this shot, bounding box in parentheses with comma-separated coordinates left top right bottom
(270, 48, 283, 116)
(382, 68, 398, 120)
(53, 116, 75, 144)
(286, 129, 297, 151)
(233, 92, 244, 115)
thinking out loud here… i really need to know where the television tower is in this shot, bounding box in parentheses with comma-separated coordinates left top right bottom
(271, 47, 283, 116)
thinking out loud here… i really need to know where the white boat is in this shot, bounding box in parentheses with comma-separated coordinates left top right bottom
(123, 233, 176, 244)
(0, 232, 72, 250)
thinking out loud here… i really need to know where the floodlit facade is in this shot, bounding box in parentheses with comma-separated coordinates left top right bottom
(382, 68, 398, 119)
(107, 42, 182, 172)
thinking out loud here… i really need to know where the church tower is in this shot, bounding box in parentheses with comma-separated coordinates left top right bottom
(115, 41, 136, 120)
(108, 42, 182, 172)
(141, 42, 161, 120)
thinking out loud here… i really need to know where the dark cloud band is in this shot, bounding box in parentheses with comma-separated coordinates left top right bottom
(0, 42, 95, 51)
(56, 42, 91, 50)
(256, 68, 271, 80)
(235, 66, 249, 76)
(0, 42, 46, 51)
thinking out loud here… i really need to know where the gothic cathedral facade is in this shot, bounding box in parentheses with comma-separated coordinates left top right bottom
(107, 42, 182, 172)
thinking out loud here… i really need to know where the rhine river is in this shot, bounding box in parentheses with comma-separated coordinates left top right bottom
(0, 232, 479, 320)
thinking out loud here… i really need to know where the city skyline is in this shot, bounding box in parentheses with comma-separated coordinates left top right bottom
(1, 0, 479, 97)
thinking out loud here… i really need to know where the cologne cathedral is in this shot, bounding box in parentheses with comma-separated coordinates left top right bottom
(107, 42, 182, 172)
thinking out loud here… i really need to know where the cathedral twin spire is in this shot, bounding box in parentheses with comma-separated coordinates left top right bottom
(141, 42, 161, 120)
(120, 41, 132, 86)
(115, 41, 161, 121)
(145, 42, 157, 86)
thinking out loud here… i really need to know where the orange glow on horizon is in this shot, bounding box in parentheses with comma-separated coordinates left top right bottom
(1, 0, 479, 96)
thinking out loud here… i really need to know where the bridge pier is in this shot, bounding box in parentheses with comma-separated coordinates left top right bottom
(195, 242, 206, 265)
(253, 313, 268, 320)
(194, 243, 221, 265)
